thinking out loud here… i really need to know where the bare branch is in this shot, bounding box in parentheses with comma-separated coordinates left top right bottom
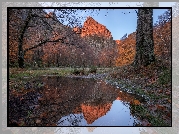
(24, 39, 49, 53)
(24, 36, 69, 53)
(31, 14, 54, 31)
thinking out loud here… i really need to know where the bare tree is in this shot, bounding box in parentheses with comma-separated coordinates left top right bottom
(9, 8, 85, 68)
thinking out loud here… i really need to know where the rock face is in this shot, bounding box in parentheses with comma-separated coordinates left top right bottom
(73, 16, 117, 67)
(115, 40, 120, 45)
(73, 16, 113, 40)
(73, 27, 82, 34)
(81, 17, 112, 39)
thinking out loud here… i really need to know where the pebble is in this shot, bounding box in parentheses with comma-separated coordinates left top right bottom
(36, 119, 41, 124)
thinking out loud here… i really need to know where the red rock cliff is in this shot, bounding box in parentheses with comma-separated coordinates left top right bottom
(115, 40, 121, 45)
(74, 16, 112, 39)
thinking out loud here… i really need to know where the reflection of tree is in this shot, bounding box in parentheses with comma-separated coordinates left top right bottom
(84, 80, 118, 105)
(57, 114, 84, 126)
(8, 91, 43, 126)
(9, 76, 142, 126)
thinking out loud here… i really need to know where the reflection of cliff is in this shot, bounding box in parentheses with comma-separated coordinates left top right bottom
(9, 76, 139, 126)
(38, 77, 117, 126)
(72, 80, 116, 124)
(81, 103, 112, 124)
(116, 96, 121, 100)
(117, 91, 140, 104)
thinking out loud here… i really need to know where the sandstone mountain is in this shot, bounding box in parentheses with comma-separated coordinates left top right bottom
(9, 9, 118, 68)
(81, 16, 112, 39)
(73, 16, 117, 67)
(115, 40, 121, 45)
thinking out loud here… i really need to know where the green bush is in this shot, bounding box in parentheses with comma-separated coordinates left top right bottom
(72, 68, 85, 75)
(9, 61, 19, 68)
(159, 69, 171, 85)
(89, 66, 97, 74)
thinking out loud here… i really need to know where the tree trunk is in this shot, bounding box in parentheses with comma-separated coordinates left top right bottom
(133, 9, 155, 67)
(18, 9, 32, 68)
(18, 43, 24, 68)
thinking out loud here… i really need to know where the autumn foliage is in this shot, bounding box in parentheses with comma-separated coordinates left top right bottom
(115, 32, 136, 66)
(115, 19, 171, 67)
(9, 9, 171, 68)
(9, 9, 118, 68)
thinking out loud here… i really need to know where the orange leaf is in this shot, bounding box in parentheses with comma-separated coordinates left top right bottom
(168, 99, 171, 103)
(133, 100, 140, 105)
(157, 105, 166, 111)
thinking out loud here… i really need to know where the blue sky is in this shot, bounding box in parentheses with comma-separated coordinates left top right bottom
(41, 2, 175, 40)
(79, 9, 170, 40)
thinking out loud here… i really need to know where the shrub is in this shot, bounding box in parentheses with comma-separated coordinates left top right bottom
(159, 69, 171, 85)
(89, 66, 97, 74)
(72, 68, 85, 75)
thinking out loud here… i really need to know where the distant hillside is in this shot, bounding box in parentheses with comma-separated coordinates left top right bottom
(115, 21, 171, 66)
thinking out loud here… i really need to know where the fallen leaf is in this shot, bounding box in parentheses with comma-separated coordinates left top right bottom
(142, 119, 151, 126)
(20, 97, 24, 101)
(166, 112, 171, 118)
(165, 91, 171, 95)
(149, 105, 157, 112)
(133, 100, 140, 105)
(168, 99, 171, 103)
(40, 112, 47, 118)
(18, 118, 25, 126)
(157, 105, 166, 111)
(157, 90, 163, 93)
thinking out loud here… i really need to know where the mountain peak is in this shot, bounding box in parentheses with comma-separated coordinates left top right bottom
(81, 16, 112, 38)
(86, 16, 96, 21)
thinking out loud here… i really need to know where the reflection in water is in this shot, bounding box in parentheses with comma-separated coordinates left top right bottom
(9, 76, 140, 126)
(81, 103, 112, 124)
(57, 113, 86, 126)
(57, 100, 139, 126)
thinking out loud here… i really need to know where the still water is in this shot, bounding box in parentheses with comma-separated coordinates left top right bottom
(9, 76, 140, 126)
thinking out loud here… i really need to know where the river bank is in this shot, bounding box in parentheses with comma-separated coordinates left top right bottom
(8, 64, 171, 126)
